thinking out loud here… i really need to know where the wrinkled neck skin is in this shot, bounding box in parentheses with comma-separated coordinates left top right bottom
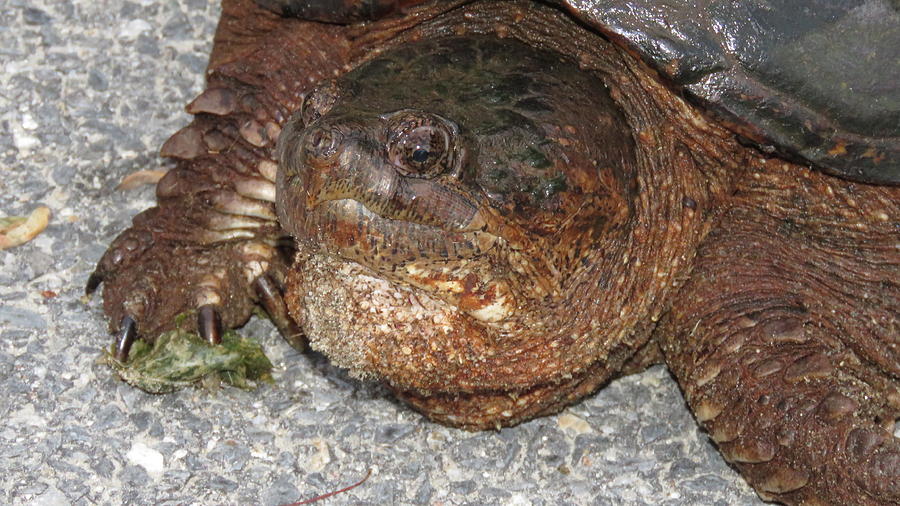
(276, 0, 740, 429)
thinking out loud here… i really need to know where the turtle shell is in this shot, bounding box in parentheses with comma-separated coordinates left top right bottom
(560, 0, 900, 184)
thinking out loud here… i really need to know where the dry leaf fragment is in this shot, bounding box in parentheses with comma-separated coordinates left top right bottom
(0, 206, 51, 250)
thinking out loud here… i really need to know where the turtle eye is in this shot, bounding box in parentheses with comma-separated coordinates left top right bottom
(387, 112, 456, 178)
(300, 81, 340, 126)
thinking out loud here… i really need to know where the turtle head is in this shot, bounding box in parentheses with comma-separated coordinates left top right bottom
(276, 36, 636, 399)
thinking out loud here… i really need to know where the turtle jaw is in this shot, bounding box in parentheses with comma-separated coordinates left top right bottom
(282, 249, 506, 390)
(281, 189, 517, 320)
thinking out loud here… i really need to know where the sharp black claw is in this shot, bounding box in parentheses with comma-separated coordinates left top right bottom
(254, 275, 307, 352)
(114, 316, 137, 362)
(86, 272, 103, 295)
(198, 305, 222, 345)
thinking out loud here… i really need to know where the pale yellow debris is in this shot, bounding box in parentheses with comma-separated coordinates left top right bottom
(0, 206, 51, 250)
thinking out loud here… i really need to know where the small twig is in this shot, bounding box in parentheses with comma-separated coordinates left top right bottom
(281, 468, 373, 506)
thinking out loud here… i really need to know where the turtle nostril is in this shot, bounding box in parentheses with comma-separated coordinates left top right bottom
(310, 130, 326, 148)
(303, 125, 342, 162)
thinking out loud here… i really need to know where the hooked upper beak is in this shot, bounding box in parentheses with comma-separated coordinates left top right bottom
(297, 122, 489, 233)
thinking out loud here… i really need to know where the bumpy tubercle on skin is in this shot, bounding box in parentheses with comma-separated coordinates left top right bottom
(401, 259, 516, 323)
(277, 1, 742, 429)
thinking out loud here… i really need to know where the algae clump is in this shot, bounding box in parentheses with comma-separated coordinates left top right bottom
(106, 328, 273, 394)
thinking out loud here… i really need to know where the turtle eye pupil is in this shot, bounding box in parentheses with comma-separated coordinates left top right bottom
(386, 114, 457, 178)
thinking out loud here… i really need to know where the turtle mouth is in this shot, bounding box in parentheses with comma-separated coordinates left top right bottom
(299, 195, 498, 270)
(282, 124, 501, 272)
(292, 194, 517, 324)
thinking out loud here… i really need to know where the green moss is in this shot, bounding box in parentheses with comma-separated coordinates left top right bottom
(105, 328, 273, 394)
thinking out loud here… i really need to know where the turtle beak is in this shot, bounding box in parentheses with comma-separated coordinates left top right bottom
(292, 120, 489, 233)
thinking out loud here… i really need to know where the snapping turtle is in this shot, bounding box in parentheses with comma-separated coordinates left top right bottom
(88, 1, 899, 504)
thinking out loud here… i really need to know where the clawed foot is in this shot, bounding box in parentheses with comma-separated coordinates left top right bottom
(89, 234, 305, 368)
(102, 276, 303, 364)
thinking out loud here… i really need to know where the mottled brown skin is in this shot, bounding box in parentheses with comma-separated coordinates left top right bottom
(90, 1, 899, 504)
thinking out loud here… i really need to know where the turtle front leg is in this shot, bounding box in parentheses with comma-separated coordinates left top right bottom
(660, 164, 899, 505)
(88, 102, 305, 351)
(89, 0, 358, 360)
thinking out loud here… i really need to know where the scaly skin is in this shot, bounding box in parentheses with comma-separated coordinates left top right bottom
(91, 1, 899, 503)
(660, 163, 899, 505)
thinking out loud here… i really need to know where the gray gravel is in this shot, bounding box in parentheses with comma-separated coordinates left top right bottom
(0, 1, 761, 504)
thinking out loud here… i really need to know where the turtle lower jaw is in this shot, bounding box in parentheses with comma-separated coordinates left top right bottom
(283, 250, 486, 387)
